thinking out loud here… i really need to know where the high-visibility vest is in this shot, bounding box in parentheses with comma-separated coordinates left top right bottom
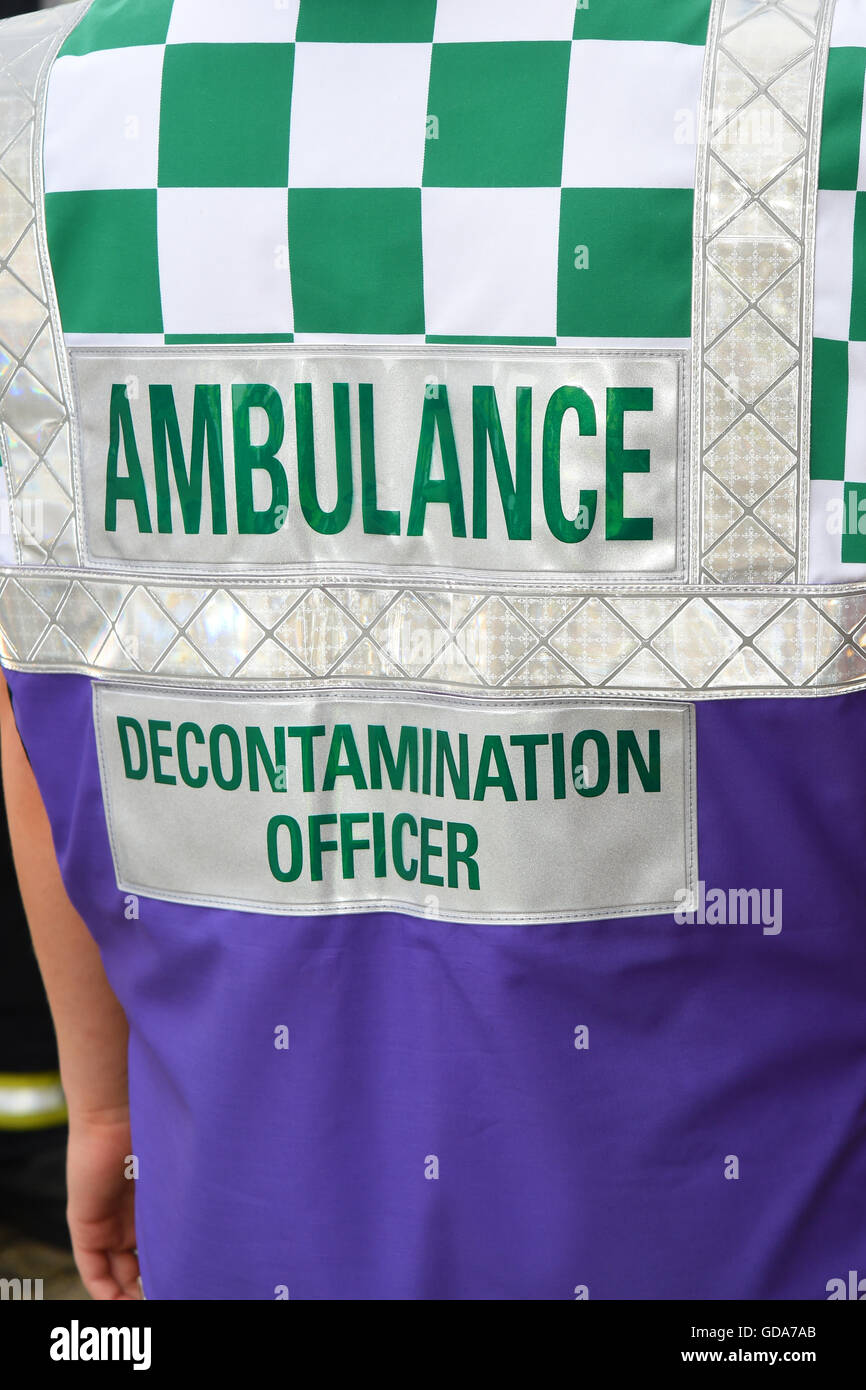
(0, 0, 863, 1301)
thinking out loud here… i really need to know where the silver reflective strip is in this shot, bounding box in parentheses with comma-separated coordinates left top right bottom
(693, 0, 835, 583)
(0, 1, 91, 568)
(1, 571, 865, 697)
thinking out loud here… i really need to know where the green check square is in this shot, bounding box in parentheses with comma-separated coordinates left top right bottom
(850, 192, 866, 340)
(60, 0, 173, 56)
(159, 44, 294, 188)
(818, 49, 866, 191)
(424, 42, 571, 188)
(289, 189, 424, 334)
(842, 482, 866, 563)
(296, 0, 436, 42)
(558, 188, 694, 337)
(45, 190, 162, 334)
(573, 0, 712, 44)
(810, 338, 848, 481)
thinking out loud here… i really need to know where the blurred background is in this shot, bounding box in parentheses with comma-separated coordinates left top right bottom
(2, 0, 73, 11)
(0, 0, 84, 1299)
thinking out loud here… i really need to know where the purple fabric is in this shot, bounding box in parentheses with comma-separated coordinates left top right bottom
(4, 667, 865, 1300)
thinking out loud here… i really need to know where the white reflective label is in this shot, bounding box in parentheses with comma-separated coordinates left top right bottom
(71, 346, 687, 582)
(93, 684, 698, 924)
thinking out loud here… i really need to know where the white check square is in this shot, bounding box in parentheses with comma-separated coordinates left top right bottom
(814, 190, 856, 341)
(829, 0, 866, 48)
(562, 40, 703, 188)
(422, 188, 560, 338)
(844, 342, 866, 483)
(158, 188, 293, 335)
(807, 481, 848, 582)
(808, 476, 866, 583)
(288, 44, 431, 187)
(433, 0, 577, 42)
(44, 48, 164, 192)
(166, 0, 300, 44)
(857, 77, 866, 191)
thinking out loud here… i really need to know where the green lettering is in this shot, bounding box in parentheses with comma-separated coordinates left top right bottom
(435, 729, 470, 799)
(148, 719, 175, 785)
(209, 723, 243, 791)
(105, 385, 152, 534)
(508, 733, 549, 801)
(606, 387, 653, 540)
(371, 810, 387, 878)
(420, 817, 444, 886)
(360, 383, 400, 535)
(286, 725, 326, 793)
(177, 721, 207, 788)
(473, 735, 518, 802)
(472, 385, 531, 540)
(573, 731, 610, 798)
(542, 386, 597, 543)
(267, 815, 303, 883)
(392, 812, 418, 881)
(323, 724, 368, 792)
(552, 731, 566, 800)
(447, 822, 480, 891)
(408, 387, 466, 537)
(149, 383, 226, 535)
(117, 715, 147, 780)
(246, 726, 287, 793)
(295, 382, 353, 535)
(309, 813, 339, 882)
(368, 725, 418, 792)
(340, 812, 370, 880)
(617, 728, 661, 792)
(233, 383, 288, 534)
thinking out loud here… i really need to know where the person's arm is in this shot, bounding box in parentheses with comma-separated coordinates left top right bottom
(0, 669, 141, 1299)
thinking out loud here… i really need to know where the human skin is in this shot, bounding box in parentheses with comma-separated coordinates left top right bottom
(0, 669, 140, 1299)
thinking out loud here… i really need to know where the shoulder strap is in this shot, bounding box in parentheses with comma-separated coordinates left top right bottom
(0, 1, 93, 567)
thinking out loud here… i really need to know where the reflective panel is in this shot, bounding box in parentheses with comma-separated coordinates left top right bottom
(0, 0, 862, 706)
(694, 0, 833, 584)
(1, 574, 865, 697)
(0, 2, 86, 568)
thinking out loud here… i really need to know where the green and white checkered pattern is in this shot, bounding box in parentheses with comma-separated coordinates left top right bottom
(810, 0, 866, 580)
(42, 0, 711, 350)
